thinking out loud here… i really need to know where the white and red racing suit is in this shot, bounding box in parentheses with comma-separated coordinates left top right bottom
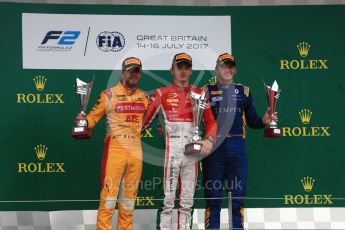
(142, 82, 217, 230)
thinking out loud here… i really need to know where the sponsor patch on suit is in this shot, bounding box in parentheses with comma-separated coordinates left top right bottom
(211, 96, 223, 102)
(211, 90, 222, 95)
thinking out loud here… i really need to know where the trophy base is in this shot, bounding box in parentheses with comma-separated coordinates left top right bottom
(185, 143, 202, 155)
(71, 126, 92, 139)
(264, 128, 282, 138)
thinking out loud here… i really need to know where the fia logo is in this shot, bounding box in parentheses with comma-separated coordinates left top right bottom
(96, 31, 125, 52)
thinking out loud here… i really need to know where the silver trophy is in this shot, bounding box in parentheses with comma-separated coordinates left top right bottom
(71, 77, 94, 139)
(184, 88, 208, 155)
(263, 80, 282, 138)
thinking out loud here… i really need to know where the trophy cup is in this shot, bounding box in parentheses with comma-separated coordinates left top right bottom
(71, 77, 94, 139)
(264, 80, 282, 138)
(184, 88, 208, 155)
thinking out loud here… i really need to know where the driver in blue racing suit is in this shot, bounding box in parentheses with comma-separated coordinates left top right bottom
(202, 53, 278, 229)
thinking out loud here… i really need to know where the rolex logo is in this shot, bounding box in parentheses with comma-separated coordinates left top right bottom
(280, 42, 328, 70)
(282, 108, 330, 137)
(34, 144, 48, 160)
(301, 176, 315, 192)
(203, 76, 217, 88)
(208, 76, 217, 85)
(299, 109, 312, 124)
(297, 42, 311, 57)
(17, 144, 65, 173)
(33, 75, 47, 91)
(17, 75, 64, 104)
(284, 177, 332, 205)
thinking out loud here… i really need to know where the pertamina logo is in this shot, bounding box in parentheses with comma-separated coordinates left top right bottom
(281, 109, 330, 137)
(17, 75, 64, 104)
(18, 144, 66, 173)
(280, 42, 328, 70)
(115, 103, 145, 113)
(284, 177, 333, 205)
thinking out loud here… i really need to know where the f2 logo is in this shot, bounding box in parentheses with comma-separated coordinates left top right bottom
(41, 31, 81, 45)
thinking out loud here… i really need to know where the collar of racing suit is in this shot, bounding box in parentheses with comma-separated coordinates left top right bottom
(217, 80, 234, 89)
(171, 82, 192, 92)
(118, 81, 138, 96)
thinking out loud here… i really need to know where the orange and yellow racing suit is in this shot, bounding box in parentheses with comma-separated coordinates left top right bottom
(86, 81, 148, 230)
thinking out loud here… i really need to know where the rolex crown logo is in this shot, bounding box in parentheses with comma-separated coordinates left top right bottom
(301, 176, 315, 192)
(208, 76, 217, 85)
(34, 144, 48, 160)
(297, 42, 311, 58)
(299, 109, 312, 124)
(33, 75, 47, 91)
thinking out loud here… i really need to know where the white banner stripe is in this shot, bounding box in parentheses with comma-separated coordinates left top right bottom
(22, 13, 231, 70)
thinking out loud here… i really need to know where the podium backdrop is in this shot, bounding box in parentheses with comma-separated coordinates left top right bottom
(0, 3, 344, 211)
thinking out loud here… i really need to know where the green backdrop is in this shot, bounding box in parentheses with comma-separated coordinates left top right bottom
(0, 3, 344, 210)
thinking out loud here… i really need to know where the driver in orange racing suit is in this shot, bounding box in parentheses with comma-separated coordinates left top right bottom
(84, 57, 148, 230)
